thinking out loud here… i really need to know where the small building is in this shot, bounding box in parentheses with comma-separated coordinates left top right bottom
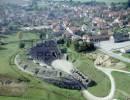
(82, 34, 110, 42)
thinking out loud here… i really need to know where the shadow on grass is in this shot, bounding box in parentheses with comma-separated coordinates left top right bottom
(0, 35, 8, 38)
(0, 47, 7, 50)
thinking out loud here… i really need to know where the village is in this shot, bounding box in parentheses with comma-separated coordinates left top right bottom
(0, 0, 130, 100)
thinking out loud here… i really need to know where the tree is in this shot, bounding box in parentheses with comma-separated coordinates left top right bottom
(17, 32, 24, 49)
(60, 47, 67, 53)
(74, 40, 95, 52)
(113, 28, 129, 42)
(38, 29, 50, 41)
(110, 2, 116, 11)
(66, 39, 71, 47)
(57, 38, 65, 44)
(19, 42, 25, 49)
(0, 37, 2, 49)
(39, 33, 44, 40)
(128, 0, 130, 7)
(75, 31, 86, 36)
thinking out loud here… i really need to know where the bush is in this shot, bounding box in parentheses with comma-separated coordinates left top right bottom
(19, 42, 25, 49)
(74, 40, 96, 52)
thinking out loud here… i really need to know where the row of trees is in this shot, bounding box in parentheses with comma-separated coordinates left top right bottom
(17, 29, 52, 49)
(113, 27, 129, 42)
(17, 30, 96, 53)
(110, 2, 129, 11)
(113, 27, 128, 34)
(57, 37, 96, 53)
(73, 39, 95, 53)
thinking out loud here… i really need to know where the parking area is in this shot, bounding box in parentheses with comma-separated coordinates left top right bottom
(96, 40, 130, 51)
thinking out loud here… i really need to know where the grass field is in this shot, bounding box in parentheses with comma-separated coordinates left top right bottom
(67, 47, 130, 99)
(112, 72, 130, 99)
(123, 53, 130, 59)
(67, 49, 111, 97)
(0, 33, 84, 100)
(0, 32, 130, 100)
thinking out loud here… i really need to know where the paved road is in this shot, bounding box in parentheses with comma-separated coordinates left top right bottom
(107, 68, 130, 74)
(99, 49, 130, 63)
(96, 40, 130, 51)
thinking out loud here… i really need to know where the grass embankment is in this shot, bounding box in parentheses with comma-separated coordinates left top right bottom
(67, 48, 111, 97)
(0, 33, 84, 100)
(112, 72, 130, 99)
(1, 32, 130, 99)
(123, 53, 130, 59)
(68, 48, 130, 98)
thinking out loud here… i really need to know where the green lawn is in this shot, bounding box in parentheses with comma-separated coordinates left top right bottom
(112, 72, 130, 99)
(67, 48, 130, 98)
(0, 32, 130, 100)
(0, 33, 84, 100)
(67, 49, 111, 97)
(123, 53, 130, 59)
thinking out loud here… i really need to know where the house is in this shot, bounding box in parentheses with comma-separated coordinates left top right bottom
(82, 28, 110, 42)
(82, 34, 110, 42)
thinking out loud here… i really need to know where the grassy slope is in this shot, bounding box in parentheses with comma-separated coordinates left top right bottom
(68, 48, 130, 98)
(0, 33, 84, 100)
(123, 53, 130, 59)
(0, 32, 130, 99)
(68, 49, 111, 97)
(112, 72, 130, 99)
